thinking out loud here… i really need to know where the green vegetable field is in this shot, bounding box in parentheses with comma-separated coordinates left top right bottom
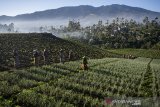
(108, 49, 160, 59)
(0, 57, 160, 107)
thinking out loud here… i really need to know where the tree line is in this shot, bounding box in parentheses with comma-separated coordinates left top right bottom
(0, 23, 15, 33)
(39, 17, 160, 49)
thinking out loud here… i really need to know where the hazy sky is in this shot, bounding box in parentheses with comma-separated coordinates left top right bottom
(0, 0, 160, 16)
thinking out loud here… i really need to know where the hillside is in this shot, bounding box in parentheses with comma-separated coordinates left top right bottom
(0, 33, 120, 70)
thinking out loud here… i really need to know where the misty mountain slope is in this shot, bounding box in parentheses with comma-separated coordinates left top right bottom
(0, 4, 160, 32)
(0, 4, 160, 21)
(0, 33, 120, 69)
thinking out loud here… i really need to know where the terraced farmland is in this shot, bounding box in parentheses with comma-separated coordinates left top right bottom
(0, 57, 160, 107)
(0, 33, 121, 70)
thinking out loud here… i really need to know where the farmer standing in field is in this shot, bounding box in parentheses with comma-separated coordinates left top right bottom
(33, 49, 40, 66)
(123, 54, 125, 58)
(82, 56, 88, 70)
(59, 49, 65, 64)
(43, 48, 49, 65)
(13, 48, 20, 68)
(68, 50, 73, 61)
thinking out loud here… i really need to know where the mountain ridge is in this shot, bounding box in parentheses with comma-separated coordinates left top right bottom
(0, 4, 160, 21)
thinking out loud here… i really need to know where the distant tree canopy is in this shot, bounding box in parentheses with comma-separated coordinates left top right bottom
(0, 23, 15, 33)
(38, 17, 160, 49)
(68, 20, 81, 31)
(65, 17, 160, 49)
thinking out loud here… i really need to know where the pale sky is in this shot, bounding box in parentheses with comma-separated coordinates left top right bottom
(0, 0, 160, 16)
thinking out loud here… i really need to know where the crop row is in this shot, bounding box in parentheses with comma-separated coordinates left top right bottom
(16, 89, 75, 107)
(33, 84, 104, 107)
(92, 59, 149, 76)
(139, 59, 156, 97)
(151, 59, 160, 96)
